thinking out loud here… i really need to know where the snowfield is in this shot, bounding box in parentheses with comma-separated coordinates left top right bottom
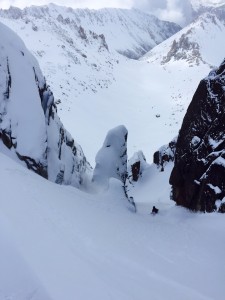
(0, 152, 225, 300)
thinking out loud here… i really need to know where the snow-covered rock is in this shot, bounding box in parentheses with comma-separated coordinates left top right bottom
(170, 58, 225, 212)
(126, 151, 148, 183)
(153, 137, 177, 171)
(125, 151, 149, 208)
(0, 21, 90, 187)
(93, 125, 128, 188)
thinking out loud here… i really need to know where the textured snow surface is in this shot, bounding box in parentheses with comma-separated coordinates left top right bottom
(0, 153, 225, 300)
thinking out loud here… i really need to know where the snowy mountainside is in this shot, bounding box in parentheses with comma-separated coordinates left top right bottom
(0, 4, 222, 167)
(191, 0, 225, 9)
(0, 21, 90, 187)
(0, 5, 180, 109)
(142, 12, 225, 68)
(183, 0, 225, 25)
(191, 0, 225, 11)
(0, 5, 180, 59)
(1, 151, 225, 300)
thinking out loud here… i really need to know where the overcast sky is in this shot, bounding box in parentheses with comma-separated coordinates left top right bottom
(0, 0, 215, 25)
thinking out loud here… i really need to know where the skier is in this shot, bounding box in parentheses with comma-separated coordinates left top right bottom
(151, 206, 159, 215)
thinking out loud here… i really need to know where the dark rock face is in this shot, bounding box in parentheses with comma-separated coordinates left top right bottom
(127, 151, 147, 184)
(131, 161, 141, 182)
(170, 59, 225, 212)
(154, 138, 177, 171)
(125, 151, 149, 203)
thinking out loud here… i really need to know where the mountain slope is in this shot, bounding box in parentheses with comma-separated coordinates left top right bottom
(1, 5, 223, 167)
(191, 0, 225, 8)
(0, 5, 180, 59)
(142, 12, 225, 68)
(191, 0, 225, 13)
(0, 5, 180, 110)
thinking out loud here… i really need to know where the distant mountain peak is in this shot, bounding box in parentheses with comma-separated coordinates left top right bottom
(143, 11, 225, 68)
(0, 5, 180, 60)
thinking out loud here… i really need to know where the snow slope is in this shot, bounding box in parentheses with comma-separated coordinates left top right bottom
(1, 152, 225, 300)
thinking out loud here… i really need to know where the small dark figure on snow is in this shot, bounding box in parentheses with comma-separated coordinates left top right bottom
(151, 206, 159, 215)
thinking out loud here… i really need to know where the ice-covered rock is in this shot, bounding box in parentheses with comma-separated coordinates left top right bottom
(92, 125, 128, 188)
(170, 58, 225, 212)
(0, 22, 90, 187)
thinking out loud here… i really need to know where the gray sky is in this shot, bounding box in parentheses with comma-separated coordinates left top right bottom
(0, 0, 220, 25)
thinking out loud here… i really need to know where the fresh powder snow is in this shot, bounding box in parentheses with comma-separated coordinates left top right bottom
(0, 152, 225, 300)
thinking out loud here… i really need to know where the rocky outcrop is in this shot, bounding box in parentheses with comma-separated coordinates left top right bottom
(0, 22, 90, 188)
(126, 151, 148, 184)
(153, 138, 177, 171)
(170, 59, 225, 212)
(125, 151, 149, 207)
(92, 125, 128, 188)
